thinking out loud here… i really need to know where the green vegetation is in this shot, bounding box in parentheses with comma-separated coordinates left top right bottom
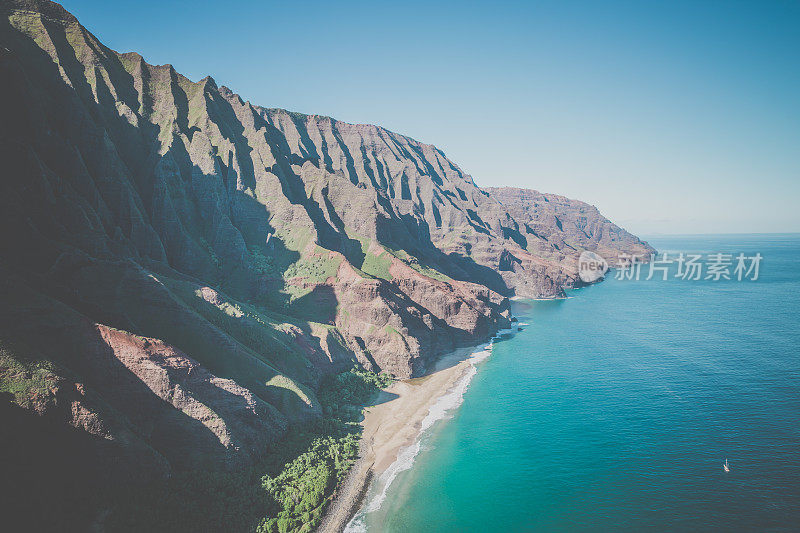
(160, 276, 313, 383)
(249, 240, 342, 321)
(102, 367, 393, 533)
(340, 233, 394, 281)
(250, 247, 280, 276)
(0, 344, 60, 409)
(266, 375, 313, 408)
(257, 367, 393, 533)
(277, 227, 313, 254)
(359, 243, 393, 281)
(384, 325, 402, 338)
(317, 366, 394, 419)
(283, 250, 342, 283)
(258, 429, 358, 533)
(386, 247, 453, 282)
(341, 227, 451, 282)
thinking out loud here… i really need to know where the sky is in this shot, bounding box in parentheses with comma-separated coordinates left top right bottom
(61, 0, 800, 235)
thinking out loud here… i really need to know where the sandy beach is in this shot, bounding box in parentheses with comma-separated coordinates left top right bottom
(318, 344, 488, 533)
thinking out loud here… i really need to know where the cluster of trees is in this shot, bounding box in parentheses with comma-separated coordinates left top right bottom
(257, 367, 393, 532)
(258, 432, 359, 533)
(42, 366, 393, 532)
(318, 366, 394, 418)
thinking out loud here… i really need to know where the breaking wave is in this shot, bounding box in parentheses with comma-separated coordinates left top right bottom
(345, 328, 512, 532)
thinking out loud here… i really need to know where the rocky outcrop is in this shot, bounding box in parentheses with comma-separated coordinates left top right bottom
(486, 187, 655, 267)
(0, 0, 651, 492)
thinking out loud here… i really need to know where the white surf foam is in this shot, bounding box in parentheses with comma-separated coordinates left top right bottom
(344, 340, 500, 532)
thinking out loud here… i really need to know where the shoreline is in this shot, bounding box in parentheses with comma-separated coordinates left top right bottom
(317, 342, 494, 533)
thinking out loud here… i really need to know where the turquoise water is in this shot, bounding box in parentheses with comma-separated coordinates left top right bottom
(359, 234, 800, 532)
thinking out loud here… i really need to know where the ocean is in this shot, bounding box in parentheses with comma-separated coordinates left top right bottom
(348, 234, 800, 532)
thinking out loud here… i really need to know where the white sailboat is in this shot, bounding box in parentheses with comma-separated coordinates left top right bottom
(723, 458, 730, 472)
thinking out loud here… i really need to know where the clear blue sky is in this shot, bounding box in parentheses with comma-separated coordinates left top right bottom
(61, 0, 800, 234)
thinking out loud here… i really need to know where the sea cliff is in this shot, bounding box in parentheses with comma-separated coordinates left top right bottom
(0, 1, 653, 530)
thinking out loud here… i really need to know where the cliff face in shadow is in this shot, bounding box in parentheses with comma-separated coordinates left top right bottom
(0, 0, 652, 501)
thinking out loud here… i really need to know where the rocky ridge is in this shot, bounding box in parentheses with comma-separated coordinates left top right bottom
(486, 186, 653, 266)
(0, 0, 653, 497)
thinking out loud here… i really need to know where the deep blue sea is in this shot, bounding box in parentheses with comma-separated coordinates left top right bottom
(352, 234, 800, 532)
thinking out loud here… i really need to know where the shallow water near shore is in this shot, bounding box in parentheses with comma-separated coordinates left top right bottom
(354, 234, 800, 531)
(343, 340, 504, 532)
